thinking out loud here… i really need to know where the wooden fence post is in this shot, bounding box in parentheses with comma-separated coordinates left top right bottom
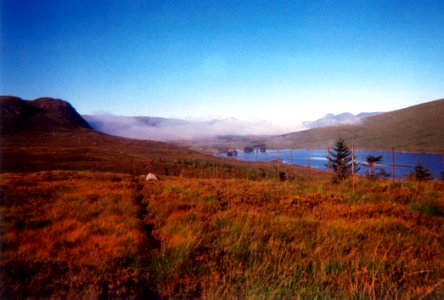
(352, 145, 355, 191)
(327, 147, 331, 176)
(307, 148, 311, 179)
(392, 147, 395, 189)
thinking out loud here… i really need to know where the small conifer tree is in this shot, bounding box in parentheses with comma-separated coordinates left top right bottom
(327, 137, 359, 183)
(410, 161, 433, 181)
(365, 155, 382, 179)
(364, 155, 390, 180)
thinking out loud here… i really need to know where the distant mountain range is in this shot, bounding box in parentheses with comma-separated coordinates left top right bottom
(302, 112, 382, 129)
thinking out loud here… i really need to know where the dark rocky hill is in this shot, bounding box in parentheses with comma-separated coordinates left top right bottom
(0, 96, 91, 134)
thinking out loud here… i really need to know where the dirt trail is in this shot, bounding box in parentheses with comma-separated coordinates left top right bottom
(132, 178, 161, 299)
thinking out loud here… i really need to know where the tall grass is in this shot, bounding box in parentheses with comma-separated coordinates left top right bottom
(1, 171, 443, 298)
(0, 171, 154, 298)
(142, 177, 444, 299)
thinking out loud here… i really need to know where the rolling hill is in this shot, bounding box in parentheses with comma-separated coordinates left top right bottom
(0, 96, 246, 175)
(258, 98, 444, 152)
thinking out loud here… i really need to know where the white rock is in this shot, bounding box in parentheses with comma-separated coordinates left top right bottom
(146, 173, 158, 181)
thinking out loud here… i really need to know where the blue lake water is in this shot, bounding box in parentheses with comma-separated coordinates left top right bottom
(220, 149, 444, 179)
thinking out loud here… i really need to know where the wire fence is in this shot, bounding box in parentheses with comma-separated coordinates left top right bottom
(220, 146, 444, 183)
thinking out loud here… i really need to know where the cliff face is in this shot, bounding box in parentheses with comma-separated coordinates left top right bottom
(0, 96, 91, 134)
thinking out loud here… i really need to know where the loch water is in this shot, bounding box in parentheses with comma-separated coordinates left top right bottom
(220, 149, 444, 179)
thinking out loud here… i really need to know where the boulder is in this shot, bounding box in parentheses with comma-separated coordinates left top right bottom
(146, 173, 158, 181)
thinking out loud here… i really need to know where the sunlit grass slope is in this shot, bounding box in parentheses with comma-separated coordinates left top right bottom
(1, 171, 443, 299)
(0, 171, 157, 298)
(1, 128, 304, 179)
(142, 176, 444, 298)
(270, 98, 444, 151)
(202, 98, 444, 152)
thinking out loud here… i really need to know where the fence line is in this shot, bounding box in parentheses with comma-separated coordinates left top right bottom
(220, 145, 444, 181)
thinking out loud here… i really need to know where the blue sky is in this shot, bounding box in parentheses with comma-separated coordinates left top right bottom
(1, 0, 444, 128)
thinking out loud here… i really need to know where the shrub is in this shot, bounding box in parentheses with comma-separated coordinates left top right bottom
(411, 202, 443, 216)
(409, 162, 433, 181)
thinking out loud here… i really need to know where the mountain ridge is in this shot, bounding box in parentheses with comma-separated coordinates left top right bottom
(266, 98, 444, 152)
(302, 112, 382, 129)
(169, 98, 444, 153)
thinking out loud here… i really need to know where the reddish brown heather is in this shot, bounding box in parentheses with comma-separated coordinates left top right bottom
(1, 171, 443, 299)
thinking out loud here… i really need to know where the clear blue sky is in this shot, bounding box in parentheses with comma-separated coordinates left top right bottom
(1, 0, 443, 127)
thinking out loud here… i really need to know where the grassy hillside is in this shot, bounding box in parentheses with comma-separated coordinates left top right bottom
(267, 98, 444, 151)
(184, 98, 444, 152)
(0, 129, 192, 173)
(1, 128, 279, 178)
(1, 171, 443, 298)
(0, 171, 157, 298)
(1, 96, 251, 176)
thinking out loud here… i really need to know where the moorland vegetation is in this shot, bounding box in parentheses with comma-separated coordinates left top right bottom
(1, 167, 443, 299)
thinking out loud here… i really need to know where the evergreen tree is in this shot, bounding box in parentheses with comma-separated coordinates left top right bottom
(327, 137, 359, 183)
(410, 161, 433, 181)
(364, 155, 390, 180)
(365, 155, 382, 179)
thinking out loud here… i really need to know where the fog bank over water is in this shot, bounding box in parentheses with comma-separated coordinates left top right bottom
(84, 114, 303, 141)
